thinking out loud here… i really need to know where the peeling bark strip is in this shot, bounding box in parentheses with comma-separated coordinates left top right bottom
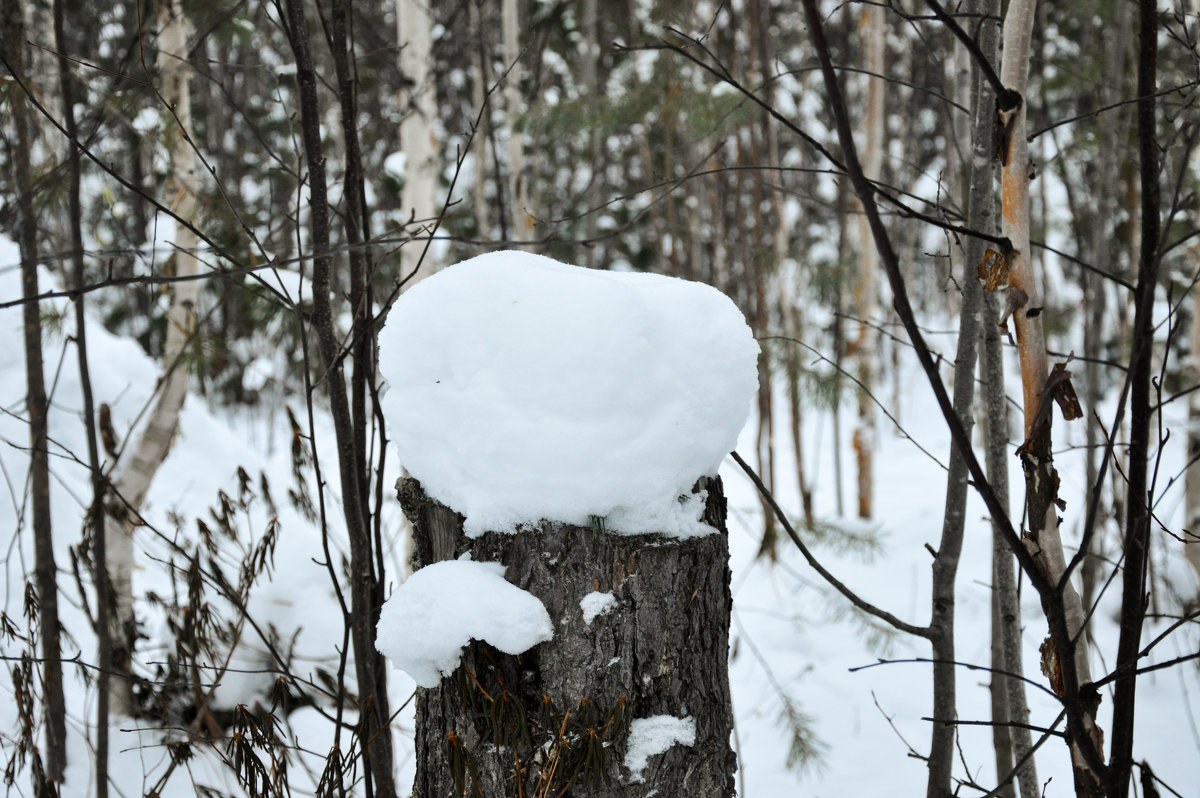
(998, 1, 1104, 794)
(399, 477, 736, 797)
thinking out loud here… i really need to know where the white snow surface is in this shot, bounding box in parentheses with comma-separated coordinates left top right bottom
(377, 250, 759, 537)
(623, 714, 696, 783)
(376, 560, 553, 688)
(579, 590, 617, 625)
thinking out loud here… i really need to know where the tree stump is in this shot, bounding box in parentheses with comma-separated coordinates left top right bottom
(397, 475, 736, 797)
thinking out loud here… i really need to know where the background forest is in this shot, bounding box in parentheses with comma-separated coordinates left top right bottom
(1, 0, 1199, 796)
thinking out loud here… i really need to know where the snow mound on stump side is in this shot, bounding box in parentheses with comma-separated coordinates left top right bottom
(378, 250, 759, 537)
(375, 560, 553, 687)
(624, 714, 697, 783)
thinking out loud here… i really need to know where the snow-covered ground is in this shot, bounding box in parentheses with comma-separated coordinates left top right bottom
(724, 341, 1200, 796)
(1, 234, 1197, 796)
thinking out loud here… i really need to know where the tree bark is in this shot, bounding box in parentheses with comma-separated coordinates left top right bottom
(927, 1, 995, 788)
(104, 0, 203, 715)
(399, 477, 736, 797)
(999, 1, 1104, 794)
(956, 1, 1040, 794)
(982, 290, 1040, 798)
(53, 0, 110, 790)
(280, 1, 396, 793)
(1186, 284, 1200, 588)
(397, 0, 440, 285)
(502, 0, 531, 242)
(2, 0, 67, 780)
(1109, 2, 1160, 794)
(852, 1, 884, 519)
(1080, 0, 1131, 625)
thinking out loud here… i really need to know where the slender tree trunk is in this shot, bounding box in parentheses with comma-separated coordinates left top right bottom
(926, 1, 994, 786)
(801, 0, 1094, 793)
(852, 2, 884, 519)
(833, 185, 848, 518)
(502, 0, 531, 242)
(281, 1, 396, 793)
(400, 477, 736, 797)
(104, 0, 203, 716)
(947, 2, 1041, 794)
(2, 0, 67, 780)
(397, 0, 440, 285)
(1109, 2, 1160, 794)
(988, 586, 1015, 798)
(999, 2, 1104, 794)
(469, 0, 493, 242)
(52, 0, 109, 791)
(1183, 0, 1200, 595)
(1186, 284, 1200, 588)
(1081, 0, 1130, 627)
(581, 0, 601, 268)
(983, 291, 1040, 798)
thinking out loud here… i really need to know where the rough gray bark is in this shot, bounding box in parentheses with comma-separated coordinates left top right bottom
(981, 290, 1040, 798)
(927, 4, 989, 778)
(399, 476, 736, 797)
(926, 0, 999, 777)
(988, 588, 1015, 798)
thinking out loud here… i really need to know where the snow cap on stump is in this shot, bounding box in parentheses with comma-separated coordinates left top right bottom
(378, 250, 759, 537)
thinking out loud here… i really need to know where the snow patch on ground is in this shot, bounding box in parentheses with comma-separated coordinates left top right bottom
(376, 560, 553, 687)
(377, 250, 759, 537)
(623, 714, 696, 783)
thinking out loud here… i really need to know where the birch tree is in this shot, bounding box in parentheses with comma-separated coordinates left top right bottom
(852, 3, 884, 519)
(397, 0, 440, 284)
(502, 0, 532, 242)
(104, 0, 202, 714)
(998, 1, 1104, 793)
(947, 0, 1039, 792)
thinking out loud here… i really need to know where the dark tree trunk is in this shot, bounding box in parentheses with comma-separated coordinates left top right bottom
(2, 0, 67, 781)
(398, 476, 736, 797)
(1109, 2, 1160, 795)
(280, 0, 395, 793)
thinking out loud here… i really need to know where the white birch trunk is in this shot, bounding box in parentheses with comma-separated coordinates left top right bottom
(107, 0, 201, 715)
(852, 3, 884, 518)
(397, 0, 439, 286)
(467, 1, 493, 245)
(502, 0, 531, 242)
